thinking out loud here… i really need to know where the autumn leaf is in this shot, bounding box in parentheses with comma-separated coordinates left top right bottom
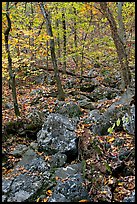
(43, 198, 49, 202)
(46, 190, 52, 196)
(79, 199, 90, 202)
(108, 137, 115, 143)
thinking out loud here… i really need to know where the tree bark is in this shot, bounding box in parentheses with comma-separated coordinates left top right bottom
(4, 2, 20, 117)
(117, 2, 126, 44)
(73, 6, 78, 69)
(62, 8, 67, 73)
(80, 10, 93, 77)
(39, 2, 65, 101)
(55, 6, 61, 64)
(100, 2, 131, 90)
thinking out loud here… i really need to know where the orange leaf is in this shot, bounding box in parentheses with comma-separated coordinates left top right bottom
(46, 190, 52, 196)
(79, 200, 89, 202)
(43, 198, 49, 202)
(108, 137, 115, 142)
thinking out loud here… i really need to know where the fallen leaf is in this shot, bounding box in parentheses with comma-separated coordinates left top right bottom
(46, 190, 52, 196)
(79, 199, 89, 202)
(108, 137, 115, 143)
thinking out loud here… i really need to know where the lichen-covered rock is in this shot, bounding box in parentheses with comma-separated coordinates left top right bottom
(53, 101, 82, 119)
(78, 98, 95, 110)
(89, 89, 135, 136)
(80, 83, 96, 92)
(50, 152, 67, 168)
(37, 113, 78, 159)
(88, 86, 120, 102)
(123, 190, 135, 202)
(10, 144, 28, 157)
(122, 105, 135, 135)
(48, 163, 91, 202)
(2, 149, 50, 202)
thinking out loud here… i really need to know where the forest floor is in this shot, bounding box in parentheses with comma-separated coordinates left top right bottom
(2, 62, 135, 202)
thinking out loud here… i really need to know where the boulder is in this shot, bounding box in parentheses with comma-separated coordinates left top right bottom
(49, 152, 67, 168)
(2, 149, 50, 202)
(78, 98, 95, 110)
(10, 144, 28, 157)
(30, 88, 43, 96)
(122, 104, 135, 135)
(48, 163, 91, 202)
(4, 103, 13, 109)
(37, 113, 78, 160)
(123, 190, 135, 202)
(45, 75, 55, 85)
(53, 101, 82, 119)
(80, 83, 96, 92)
(65, 79, 75, 89)
(89, 89, 135, 136)
(87, 86, 120, 102)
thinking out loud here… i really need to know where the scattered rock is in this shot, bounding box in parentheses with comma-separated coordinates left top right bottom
(50, 152, 67, 168)
(10, 144, 28, 157)
(30, 142, 38, 150)
(37, 113, 78, 159)
(122, 105, 135, 135)
(2, 149, 50, 202)
(123, 190, 135, 202)
(88, 86, 119, 102)
(4, 103, 13, 109)
(89, 90, 135, 136)
(80, 83, 96, 92)
(65, 79, 76, 89)
(78, 98, 95, 110)
(34, 75, 45, 85)
(30, 88, 43, 96)
(54, 101, 82, 119)
(48, 163, 91, 202)
(45, 75, 55, 85)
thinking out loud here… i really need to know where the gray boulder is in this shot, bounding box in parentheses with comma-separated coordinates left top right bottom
(4, 103, 13, 109)
(10, 144, 28, 157)
(122, 105, 135, 135)
(123, 190, 135, 202)
(50, 152, 67, 168)
(53, 101, 82, 119)
(2, 149, 50, 202)
(30, 88, 43, 96)
(89, 89, 135, 136)
(87, 86, 120, 101)
(48, 163, 91, 202)
(37, 113, 78, 159)
(78, 98, 95, 110)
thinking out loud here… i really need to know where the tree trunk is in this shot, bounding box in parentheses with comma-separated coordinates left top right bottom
(39, 2, 65, 101)
(100, 2, 131, 90)
(117, 2, 126, 44)
(73, 6, 78, 69)
(62, 8, 67, 73)
(55, 6, 61, 64)
(46, 40, 49, 70)
(80, 10, 93, 77)
(4, 2, 20, 117)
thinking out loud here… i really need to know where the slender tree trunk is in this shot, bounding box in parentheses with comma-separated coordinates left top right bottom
(117, 2, 126, 44)
(80, 11, 93, 77)
(39, 2, 65, 101)
(62, 8, 67, 73)
(55, 6, 61, 64)
(100, 2, 131, 90)
(4, 2, 20, 117)
(117, 2, 130, 57)
(73, 6, 78, 69)
(46, 40, 49, 69)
